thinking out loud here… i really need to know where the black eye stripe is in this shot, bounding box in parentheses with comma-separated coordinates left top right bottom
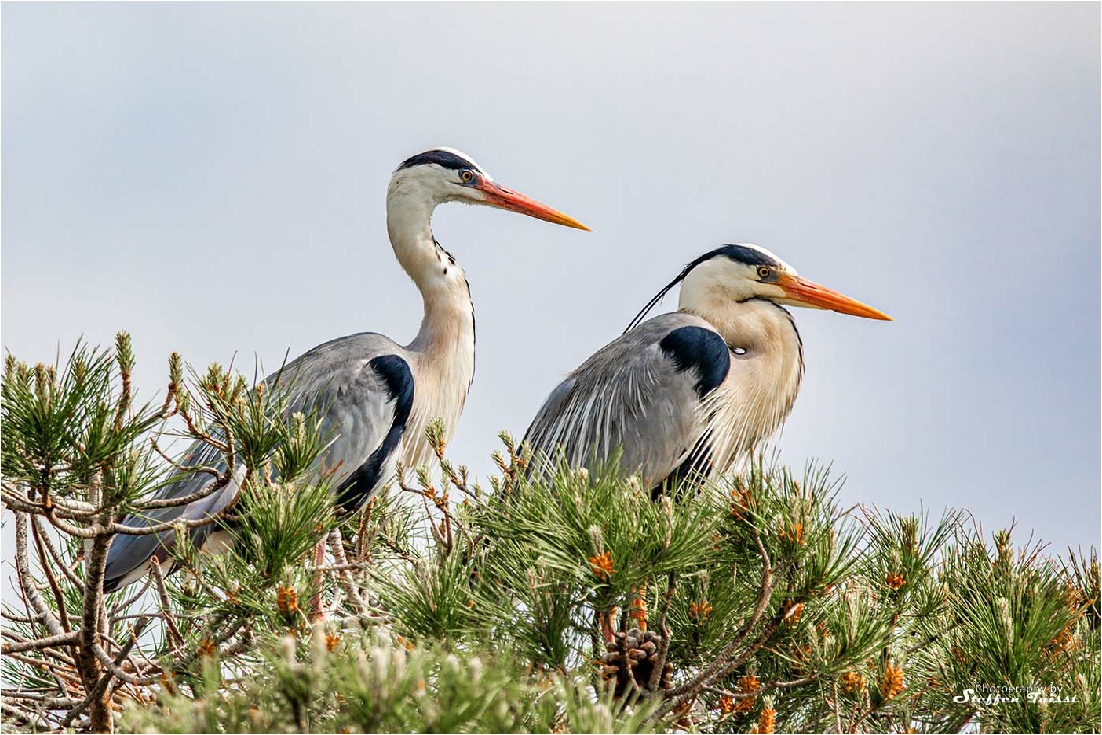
(623, 243, 783, 334)
(396, 149, 478, 172)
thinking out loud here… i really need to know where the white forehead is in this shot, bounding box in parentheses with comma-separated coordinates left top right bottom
(738, 243, 797, 275)
(435, 147, 493, 179)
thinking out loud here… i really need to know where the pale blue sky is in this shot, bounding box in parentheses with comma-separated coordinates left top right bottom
(2, 3, 1098, 551)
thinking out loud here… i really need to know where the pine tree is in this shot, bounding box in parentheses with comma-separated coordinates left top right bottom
(2, 337, 1098, 733)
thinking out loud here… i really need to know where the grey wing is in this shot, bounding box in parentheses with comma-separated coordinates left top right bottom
(523, 313, 731, 489)
(101, 440, 240, 592)
(103, 333, 414, 592)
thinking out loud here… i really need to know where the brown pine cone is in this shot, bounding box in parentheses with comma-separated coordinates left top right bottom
(598, 627, 673, 696)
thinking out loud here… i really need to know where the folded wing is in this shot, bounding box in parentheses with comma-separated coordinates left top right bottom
(523, 313, 731, 491)
(103, 333, 414, 591)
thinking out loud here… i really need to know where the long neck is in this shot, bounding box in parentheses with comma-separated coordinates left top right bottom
(386, 183, 476, 463)
(679, 288, 805, 471)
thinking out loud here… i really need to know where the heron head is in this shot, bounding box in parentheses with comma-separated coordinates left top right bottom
(624, 243, 891, 332)
(679, 243, 891, 320)
(392, 148, 589, 230)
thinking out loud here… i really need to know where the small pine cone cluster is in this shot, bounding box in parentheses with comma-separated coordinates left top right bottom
(599, 627, 672, 696)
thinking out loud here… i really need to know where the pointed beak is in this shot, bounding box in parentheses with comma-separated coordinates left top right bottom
(778, 274, 892, 321)
(476, 179, 590, 231)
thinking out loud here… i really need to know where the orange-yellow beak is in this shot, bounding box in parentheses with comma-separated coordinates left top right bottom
(777, 274, 892, 321)
(477, 180, 590, 231)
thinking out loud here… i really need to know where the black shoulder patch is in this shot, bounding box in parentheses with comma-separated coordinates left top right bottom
(368, 355, 415, 411)
(335, 355, 415, 513)
(397, 149, 475, 172)
(659, 326, 731, 398)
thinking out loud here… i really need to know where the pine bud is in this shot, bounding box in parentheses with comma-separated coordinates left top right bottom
(469, 657, 483, 684)
(281, 633, 296, 665)
(995, 597, 1013, 642)
(33, 363, 49, 403)
(310, 619, 327, 664)
(356, 651, 371, 683)
(371, 647, 388, 683)
(115, 331, 135, 374)
(391, 647, 406, 680)
(168, 352, 183, 388)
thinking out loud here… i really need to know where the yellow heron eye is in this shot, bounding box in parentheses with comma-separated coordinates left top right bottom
(459, 169, 475, 183)
(757, 266, 772, 279)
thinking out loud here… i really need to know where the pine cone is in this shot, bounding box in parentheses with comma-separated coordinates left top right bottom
(598, 627, 672, 696)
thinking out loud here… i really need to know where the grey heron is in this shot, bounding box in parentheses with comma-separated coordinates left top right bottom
(523, 243, 890, 496)
(103, 147, 588, 591)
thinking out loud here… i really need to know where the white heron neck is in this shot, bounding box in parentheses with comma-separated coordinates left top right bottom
(680, 295, 805, 473)
(387, 184, 451, 292)
(386, 181, 476, 468)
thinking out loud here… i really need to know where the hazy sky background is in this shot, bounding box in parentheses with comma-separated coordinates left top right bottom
(2, 3, 1098, 552)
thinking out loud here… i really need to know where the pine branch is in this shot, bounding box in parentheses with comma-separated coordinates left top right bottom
(1, 631, 81, 655)
(664, 528, 774, 705)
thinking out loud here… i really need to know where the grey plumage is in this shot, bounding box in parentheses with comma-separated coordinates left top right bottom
(523, 243, 890, 495)
(102, 147, 588, 592)
(524, 313, 724, 489)
(104, 332, 413, 591)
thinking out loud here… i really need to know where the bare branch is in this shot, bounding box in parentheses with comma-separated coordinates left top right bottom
(1, 482, 100, 516)
(1, 700, 54, 730)
(149, 558, 185, 651)
(705, 673, 820, 699)
(1, 610, 37, 624)
(833, 680, 844, 734)
(108, 512, 222, 536)
(42, 509, 101, 539)
(12, 511, 67, 638)
(62, 618, 156, 729)
(2, 487, 96, 522)
(648, 573, 678, 692)
(32, 514, 85, 591)
(134, 464, 233, 511)
(1, 690, 85, 707)
(108, 573, 154, 623)
(327, 528, 368, 615)
(30, 517, 72, 632)
(665, 528, 774, 701)
(4, 648, 79, 683)
(1, 630, 80, 655)
(89, 638, 160, 686)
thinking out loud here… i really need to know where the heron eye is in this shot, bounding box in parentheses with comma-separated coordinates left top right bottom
(459, 169, 475, 184)
(757, 266, 772, 279)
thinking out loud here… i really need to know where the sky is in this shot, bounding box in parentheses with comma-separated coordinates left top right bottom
(2, 3, 1099, 553)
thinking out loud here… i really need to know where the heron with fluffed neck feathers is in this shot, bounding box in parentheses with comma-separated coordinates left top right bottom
(103, 147, 588, 592)
(523, 243, 890, 495)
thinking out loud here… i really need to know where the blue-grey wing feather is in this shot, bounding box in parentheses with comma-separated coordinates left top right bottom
(103, 332, 413, 591)
(523, 313, 731, 488)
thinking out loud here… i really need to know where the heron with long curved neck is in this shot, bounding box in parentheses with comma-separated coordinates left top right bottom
(523, 243, 890, 495)
(103, 148, 588, 591)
